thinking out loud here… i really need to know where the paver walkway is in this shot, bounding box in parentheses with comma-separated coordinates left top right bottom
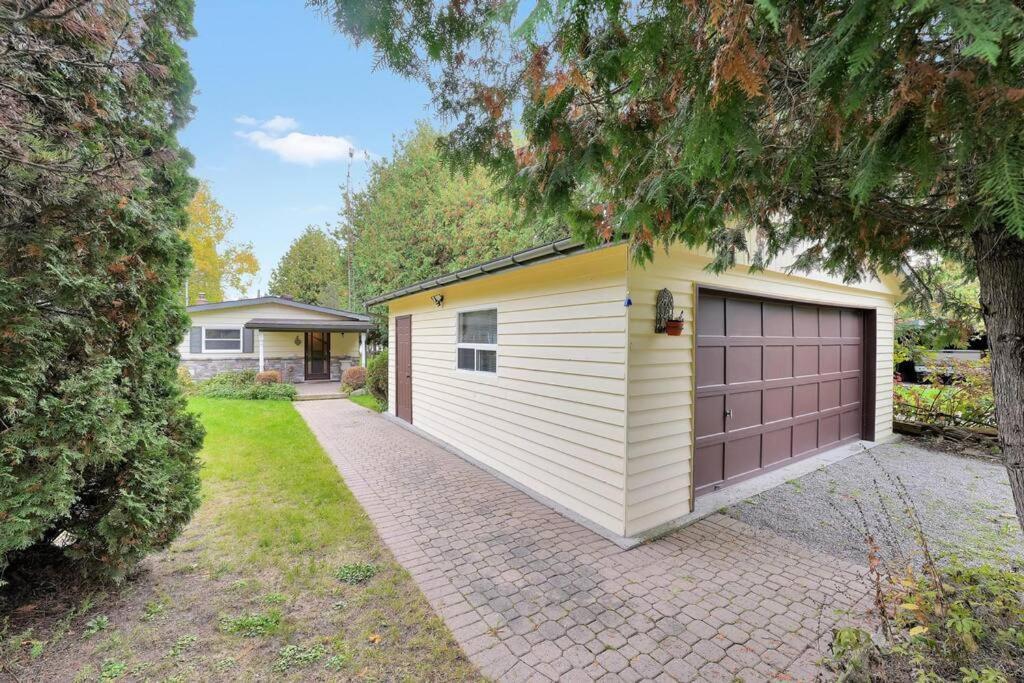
(297, 400, 874, 682)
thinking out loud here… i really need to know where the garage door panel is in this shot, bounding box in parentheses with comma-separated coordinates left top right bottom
(819, 309, 841, 337)
(694, 444, 724, 492)
(696, 346, 725, 387)
(794, 306, 819, 337)
(698, 296, 726, 336)
(763, 303, 794, 337)
(727, 391, 762, 430)
(841, 409, 861, 439)
(696, 395, 725, 437)
(762, 427, 793, 466)
(794, 346, 818, 376)
(820, 345, 841, 374)
(794, 383, 818, 416)
(842, 344, 861, 371)
(841, 310, 862, 337)
(841, 377, 860, 405)
(819, 414, 840, 447)
(727, 298, 762, 336)
(694, 291, 865, 496)
(764, 346, 793, 379)
(726, 346, 762, 384)
(725, 435, 761, 479)
(820, 380, 841, 410)
(793, 420, 818, 455)
(763, 386, 793, 423)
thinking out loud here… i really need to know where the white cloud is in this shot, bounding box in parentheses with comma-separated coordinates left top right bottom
(234, 114, 258, 126)
(237, 130, 366, 166)
(260, 115, 299, 134)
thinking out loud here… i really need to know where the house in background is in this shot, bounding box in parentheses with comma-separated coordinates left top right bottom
(367, 238, 901, 543)
(180, 295, 374, 383)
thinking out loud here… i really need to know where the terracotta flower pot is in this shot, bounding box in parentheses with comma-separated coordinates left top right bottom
(665, 319, 684, 336)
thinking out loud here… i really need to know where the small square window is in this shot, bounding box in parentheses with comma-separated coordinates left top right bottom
(456, 309, 497, 373)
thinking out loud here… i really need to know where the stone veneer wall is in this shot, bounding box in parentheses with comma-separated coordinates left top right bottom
(181, 356, 358, 382)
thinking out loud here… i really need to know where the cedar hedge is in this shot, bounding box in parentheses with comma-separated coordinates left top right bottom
(0, 2, 203, 583)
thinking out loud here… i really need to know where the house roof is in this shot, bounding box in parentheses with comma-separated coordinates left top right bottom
(364, 236, 595, 306)
(186, 295, 372, 321)
(242, 318, 374, 333)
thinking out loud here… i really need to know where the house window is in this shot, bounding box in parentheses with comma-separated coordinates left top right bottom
(457, 309, 497, 373)
(203, 327, 242, 352)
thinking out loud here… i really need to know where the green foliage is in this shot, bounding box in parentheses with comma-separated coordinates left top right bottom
(273, 643, 327, 672)
(317, 0, 1024, 277)
(340, 123, 562, 326)
(899, 258, 984, 356)
(335, 562, 377, 585)
(83, 615, 110, 637)
(195, 371, 296, 401)
(268, 226, 348, 308)
(895, 359, 996, 430)
(365, 352, 388, 406)
(0, 2, 204, 582)
(832, 563, 1024, 681)
(218, 610, 282, 637)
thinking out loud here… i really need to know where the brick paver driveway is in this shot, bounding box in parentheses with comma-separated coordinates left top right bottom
(297, 400, 873, 682)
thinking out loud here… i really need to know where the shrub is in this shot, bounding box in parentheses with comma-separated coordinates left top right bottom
(255, 370, 282, 384)
(0, 1, 203, 584)
(366, 351, 388, 406)
(829, 464, 1024, 681)
(195, 370, 296, 401)
(177, 366, 195, 394)
(341, 366, 366, 391)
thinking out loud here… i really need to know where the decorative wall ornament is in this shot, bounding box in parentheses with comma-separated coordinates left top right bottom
(294, 335, 302, 346)
(655, 288, 674, 333)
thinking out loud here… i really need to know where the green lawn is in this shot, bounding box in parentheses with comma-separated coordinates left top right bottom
(3, 399, 477, 681)
(348, 394, 383, 412)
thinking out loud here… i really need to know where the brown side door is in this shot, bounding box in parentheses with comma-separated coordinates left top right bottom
(304, 331, 331, 380)
(394, 315, 412, 423)
(693, 290, 866, 496)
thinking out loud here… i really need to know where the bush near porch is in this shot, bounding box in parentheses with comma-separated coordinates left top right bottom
(185, 370, 297, 401)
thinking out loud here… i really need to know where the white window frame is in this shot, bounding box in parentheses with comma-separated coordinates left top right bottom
(455, 307, 497, 374)
(202, 325, 244, 354)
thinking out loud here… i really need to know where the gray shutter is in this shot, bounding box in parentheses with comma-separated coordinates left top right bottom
(242, 328, 254, 353)
(189, 326, 202, 353)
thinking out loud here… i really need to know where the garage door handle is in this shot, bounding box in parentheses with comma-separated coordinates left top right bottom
(724, 408, 733, 418)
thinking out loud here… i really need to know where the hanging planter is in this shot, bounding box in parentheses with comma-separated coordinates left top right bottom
(665, 317, 684, 336)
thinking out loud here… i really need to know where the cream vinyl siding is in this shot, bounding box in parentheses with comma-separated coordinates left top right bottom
(179, 303, 361, 360)
(387, 247, 631, 534)
(623, 247, 898, 536)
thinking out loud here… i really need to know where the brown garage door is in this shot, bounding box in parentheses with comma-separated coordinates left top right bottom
(694, 290, 865, 496)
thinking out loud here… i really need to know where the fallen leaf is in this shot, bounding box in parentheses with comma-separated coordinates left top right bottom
(367, 633, 381, 644)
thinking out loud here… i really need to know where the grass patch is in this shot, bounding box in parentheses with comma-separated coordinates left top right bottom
(336, 562, 378, 585)
(2, 399, 478, 681)
(348, 393, 383, 412)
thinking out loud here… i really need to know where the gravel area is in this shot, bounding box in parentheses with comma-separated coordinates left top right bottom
(725, 439, 1024, 568)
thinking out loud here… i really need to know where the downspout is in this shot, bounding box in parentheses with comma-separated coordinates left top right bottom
(622, 248, 632, 538)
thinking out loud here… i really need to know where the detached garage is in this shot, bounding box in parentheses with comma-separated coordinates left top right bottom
(366, 238, 898, 542)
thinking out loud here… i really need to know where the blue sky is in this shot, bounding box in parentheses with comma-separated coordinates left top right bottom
(179, 3, 435, 296)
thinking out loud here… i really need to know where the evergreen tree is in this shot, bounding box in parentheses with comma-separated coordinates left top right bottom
(268, 227, 348, 308)
(318, 0, 1024, 528)
(184, 182, 259, 304)
(0, 0, 203, 581)
(340, 122, 563, 313)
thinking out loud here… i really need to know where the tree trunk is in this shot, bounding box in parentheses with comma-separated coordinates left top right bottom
(972, 228, 1024, 534)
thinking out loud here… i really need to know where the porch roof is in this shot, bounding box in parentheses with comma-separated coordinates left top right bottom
(244, 318, 374, 333)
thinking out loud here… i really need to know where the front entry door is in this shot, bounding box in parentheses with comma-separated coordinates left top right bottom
(304, 332, 331, 380)
(395, 315, 412, 423)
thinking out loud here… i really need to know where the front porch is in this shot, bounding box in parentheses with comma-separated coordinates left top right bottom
(244, 317, 374, 382)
